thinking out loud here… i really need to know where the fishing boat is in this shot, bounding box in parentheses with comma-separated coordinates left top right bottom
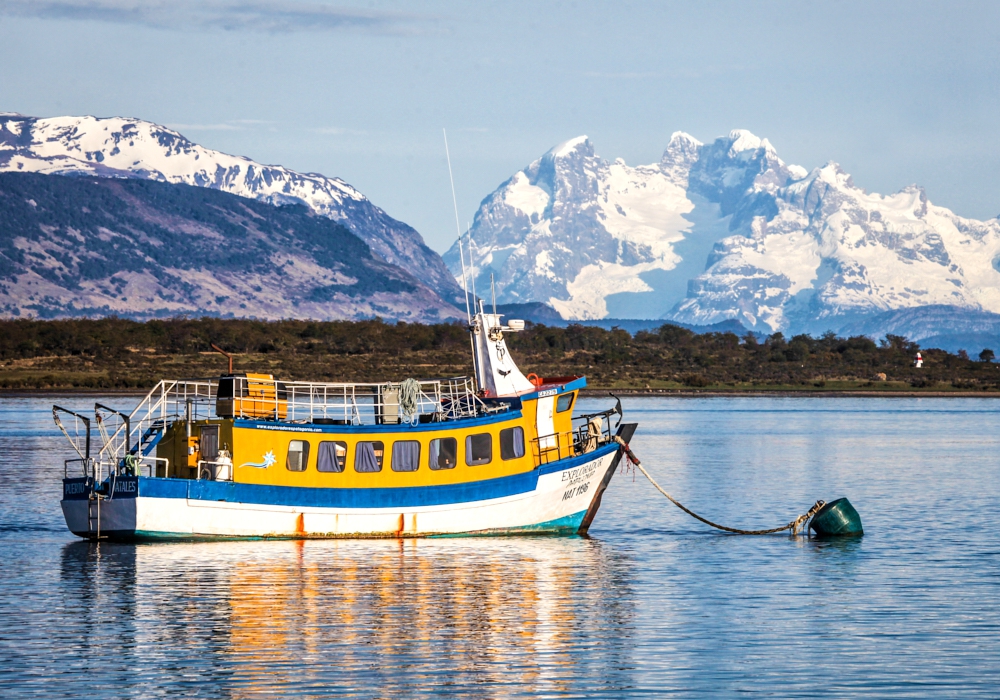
(53, 304, 637, 540)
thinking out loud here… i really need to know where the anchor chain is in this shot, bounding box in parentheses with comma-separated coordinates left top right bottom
(613, 436, 826, 535)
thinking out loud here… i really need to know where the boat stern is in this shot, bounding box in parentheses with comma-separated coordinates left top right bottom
(61, 476, 138, 539)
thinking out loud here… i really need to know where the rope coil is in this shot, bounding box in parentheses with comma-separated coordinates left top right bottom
(613, 436, 825, 535)
(398, 378, 421, 425)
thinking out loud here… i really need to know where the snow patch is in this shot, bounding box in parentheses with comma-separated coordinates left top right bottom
(669, 131, 702, 147)
(503, 172, 549, 218)
(597, 161, 691, 262)
(550, 136, 589, 158)
(787, 164, 808, 180)
(728, 129, 774, 155)
(534, 250, 557, 280)
(550, 260, 663, 319)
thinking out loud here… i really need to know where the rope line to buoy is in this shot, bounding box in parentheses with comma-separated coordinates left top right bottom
(613, 436, 825, 535)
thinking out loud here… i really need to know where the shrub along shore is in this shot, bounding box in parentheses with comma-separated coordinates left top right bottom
(2, 318, 998, 393)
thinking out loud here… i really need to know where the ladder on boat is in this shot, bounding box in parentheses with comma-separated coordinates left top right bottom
(128, 419, 166, 465)
(136, 420, 166, 455)
(87, 492, 105, 540)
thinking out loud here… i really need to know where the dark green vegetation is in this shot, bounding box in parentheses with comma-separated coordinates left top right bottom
(2, 318, 998, 392)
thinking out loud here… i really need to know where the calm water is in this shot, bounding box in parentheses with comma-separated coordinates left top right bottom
(2, 394, 999, 698)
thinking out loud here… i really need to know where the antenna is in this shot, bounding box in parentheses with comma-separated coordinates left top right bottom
(467, 220, 477, 305)
(443, 129, 471, 323)
(457, 231, 471, 322)
(444, 129, 480, 392)
(491, 272, 497, 320)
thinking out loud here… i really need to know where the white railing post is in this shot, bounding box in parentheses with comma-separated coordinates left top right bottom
(82, 374, 497, 484)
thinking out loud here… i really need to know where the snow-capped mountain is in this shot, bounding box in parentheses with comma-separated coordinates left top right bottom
(444, 134, 715, 320)
(446, 131, 1000, 334)
(0, 113, 463, 303)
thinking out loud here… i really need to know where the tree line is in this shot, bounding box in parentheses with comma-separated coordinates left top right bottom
(1, 317, 997, 390)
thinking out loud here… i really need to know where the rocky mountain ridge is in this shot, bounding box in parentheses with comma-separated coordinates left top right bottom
(446, 130, 1000, 336)
(0, 113, 464, 305)
(0, 172, 460, 322)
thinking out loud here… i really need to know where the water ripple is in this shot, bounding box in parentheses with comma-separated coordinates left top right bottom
(1, 395, 999, 697)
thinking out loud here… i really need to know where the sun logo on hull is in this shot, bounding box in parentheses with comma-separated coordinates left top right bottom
(239, 450, 276, 469)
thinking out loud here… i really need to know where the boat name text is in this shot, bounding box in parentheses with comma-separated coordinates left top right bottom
(111, 479, 137, 494)
(561, 463, 598, 486)
(64, 481, 88, 496)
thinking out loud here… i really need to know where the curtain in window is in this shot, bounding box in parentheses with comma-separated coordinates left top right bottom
(466, 434, 492, 465)
(501, 427, 525, 460)
(392, 441, 420, 472)
(429, 438, 457, 470)
(355, 441, 381, 472)
(317, 441, 345, 473)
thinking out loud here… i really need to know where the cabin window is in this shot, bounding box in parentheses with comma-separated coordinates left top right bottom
(354, 441, 384, 473)
(286, 440, 310, 472)
(556, 392, 575, 413)
(317, 441, 347, 473)
(466, 433, 492, 466)
(392, 441, 421, 472)
(429, 437, 457, 470)
(500, 426, 525, 460)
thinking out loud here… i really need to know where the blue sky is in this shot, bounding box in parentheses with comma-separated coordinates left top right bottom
(2, 0, 998, 253)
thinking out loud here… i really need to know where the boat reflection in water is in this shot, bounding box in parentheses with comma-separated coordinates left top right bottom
(60, 536, 636, 696)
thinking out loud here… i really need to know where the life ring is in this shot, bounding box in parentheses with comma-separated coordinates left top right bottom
(526, 373, 544, 387)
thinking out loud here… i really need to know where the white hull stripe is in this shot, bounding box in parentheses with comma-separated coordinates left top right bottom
(61, 449, 621, 539)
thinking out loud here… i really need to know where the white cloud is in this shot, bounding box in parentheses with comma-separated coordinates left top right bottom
(0, 0, 431, 34)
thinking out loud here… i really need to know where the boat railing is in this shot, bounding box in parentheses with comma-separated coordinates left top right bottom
(93, 379, 216, 483)
(64, 458, 94, 479)
(68, 455, 166, 482)
(530, 431, 575, 465)
(196, 459, 232, 482)
(139, 456, 169, 478)
(218, 375, 487, 424)
(78, 375, 494, 479)
(529, 412, 617, 466)
(571, 408, 618, 448)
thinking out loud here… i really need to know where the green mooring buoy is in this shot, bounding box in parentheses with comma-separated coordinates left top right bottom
(809, 497, 863, 537)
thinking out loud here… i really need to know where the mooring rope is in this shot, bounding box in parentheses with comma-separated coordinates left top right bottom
(613, 436, 825, 535)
